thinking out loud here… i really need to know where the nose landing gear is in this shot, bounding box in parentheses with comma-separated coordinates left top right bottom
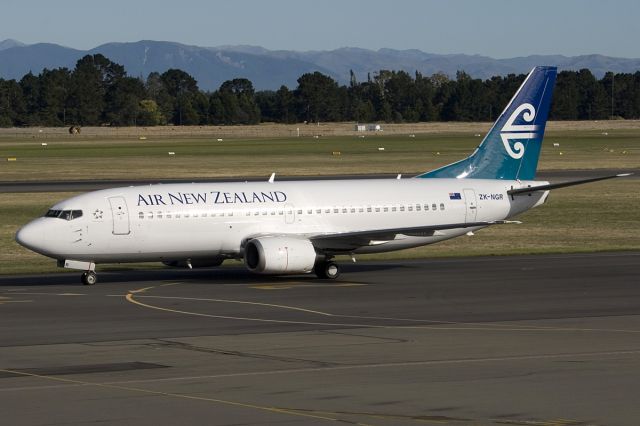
(81, 271, 97, 286)
(58, 260, 97, 285)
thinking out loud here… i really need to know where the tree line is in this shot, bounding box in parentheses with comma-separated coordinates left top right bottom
(0, 53, 638, 127)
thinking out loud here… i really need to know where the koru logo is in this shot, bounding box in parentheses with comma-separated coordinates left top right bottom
(500, 103, 540, 159)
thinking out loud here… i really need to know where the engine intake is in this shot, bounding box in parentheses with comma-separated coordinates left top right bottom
(244, 237, 317, 274)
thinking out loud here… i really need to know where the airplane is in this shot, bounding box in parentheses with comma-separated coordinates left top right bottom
(15, 66, 630, 285)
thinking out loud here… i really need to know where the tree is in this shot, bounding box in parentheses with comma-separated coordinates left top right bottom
(67, 54, 126, 125)
(145, 72, 172, 122)
(0, 79, 26, 126)
(219, 78, 260, 124)
(160, 69, 201, 125)
(38, 68, 71, 126)
(275, 85, 296, 123)
(137, 100, 164, 126)
(255, 90, 277, 122)
(104, 77, 147, 125)
(295, 72, 342, 122)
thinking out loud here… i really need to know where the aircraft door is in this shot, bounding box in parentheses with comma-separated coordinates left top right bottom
(463, 189, 477, 223)
(284, 204, 295, 224)
(108, 196, 131, 235)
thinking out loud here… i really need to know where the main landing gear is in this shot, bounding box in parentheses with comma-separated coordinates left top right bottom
(81, 271, 97, 286)
(314, 259, 340, 279)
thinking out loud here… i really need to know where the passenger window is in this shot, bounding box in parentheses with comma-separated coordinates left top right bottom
(147, 212, 153, 219)
(424, 204, 429, 211)
(297, 209, 303, 215)
(366, 207, 372, 212)
(408, 206, 413, 212)
(384, 207, 389, 212)
(139, 212, 144, 219)
(157, 212, 163, 219)
(432, 203, 437, 211)
(350, 208, 355, 213)
(358, 207, 363, 213)
(375, 207, 380, 212)
(202, 212, 207, 218)
(279, 210, 284, 215)
(271, 210, 276, 215)
(440, 203, 445, 210)
(334, 208, 339, 213)
(325, 209, 330, 214)
(184, 213, 190, 218)
(167, 212, 172, 218)
(316, 209, 322, 214)
(416, 205, 421, 211)
(342, 208, 347, 213)
(392, 207, 397, 212)
(400, 206, 405, 212)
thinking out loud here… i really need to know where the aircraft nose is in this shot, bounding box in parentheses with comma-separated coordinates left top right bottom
(16, 220, 47, 253)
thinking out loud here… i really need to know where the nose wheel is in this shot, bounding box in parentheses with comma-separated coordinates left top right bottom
(81, 271, 97, 285)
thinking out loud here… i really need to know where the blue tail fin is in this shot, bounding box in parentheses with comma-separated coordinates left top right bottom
(417, 66, 557, 180)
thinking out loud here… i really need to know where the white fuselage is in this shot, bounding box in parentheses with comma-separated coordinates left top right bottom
(17, 178, 548, 264)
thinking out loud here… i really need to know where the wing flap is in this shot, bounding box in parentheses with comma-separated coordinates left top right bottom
(310, 220, 518, 252)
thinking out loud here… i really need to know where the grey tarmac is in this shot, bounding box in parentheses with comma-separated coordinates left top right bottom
(1, 252, 639, 425)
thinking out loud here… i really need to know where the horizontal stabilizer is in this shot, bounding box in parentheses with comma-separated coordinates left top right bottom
(508, 173, 633, 196)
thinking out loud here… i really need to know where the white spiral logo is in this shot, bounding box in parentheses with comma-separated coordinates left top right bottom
(500, 103, 539, 160)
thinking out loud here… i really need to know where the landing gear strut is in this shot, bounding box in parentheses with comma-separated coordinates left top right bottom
(81, 271, 97, 286)
(315, 259, 340, 279)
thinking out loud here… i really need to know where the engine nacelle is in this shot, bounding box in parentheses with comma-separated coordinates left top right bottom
(244, 237, 317, 274)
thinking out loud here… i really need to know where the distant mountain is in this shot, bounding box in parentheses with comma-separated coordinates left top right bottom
(1, 39, 639, 91)
(0, 38, 25, 51)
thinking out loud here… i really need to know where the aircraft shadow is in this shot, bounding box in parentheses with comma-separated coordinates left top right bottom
(0, 262, 406, 287)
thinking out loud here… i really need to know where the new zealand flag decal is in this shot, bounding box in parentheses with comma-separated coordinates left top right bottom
(449, 192, 462, 200)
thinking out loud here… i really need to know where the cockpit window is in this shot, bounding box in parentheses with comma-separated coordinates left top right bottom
(44, 209, 83, 221)
(45, 209, 62, 218)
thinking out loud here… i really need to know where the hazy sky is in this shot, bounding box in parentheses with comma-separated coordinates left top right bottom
(1, 0, 638, 58)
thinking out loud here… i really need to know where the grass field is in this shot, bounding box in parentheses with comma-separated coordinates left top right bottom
(0, 123, 638, 275)
(0, 127, 638, 181)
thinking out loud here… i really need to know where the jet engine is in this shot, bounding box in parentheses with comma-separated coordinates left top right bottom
(244, 237, 317, 274)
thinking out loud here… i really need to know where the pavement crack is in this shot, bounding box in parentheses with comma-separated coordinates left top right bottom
(149, 339, 339, 367)
(321, 330, 409, 344)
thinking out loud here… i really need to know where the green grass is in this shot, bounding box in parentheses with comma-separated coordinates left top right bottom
(0, 130, 637, 181)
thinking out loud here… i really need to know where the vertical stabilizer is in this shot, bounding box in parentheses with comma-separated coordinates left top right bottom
(417, 66, 557, 180)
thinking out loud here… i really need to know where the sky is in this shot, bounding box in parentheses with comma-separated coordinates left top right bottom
(1, 0, 638, 58)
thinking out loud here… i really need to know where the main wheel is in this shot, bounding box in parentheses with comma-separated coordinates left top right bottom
(81, 271, 97, 286)
(315, 261, 340, 280)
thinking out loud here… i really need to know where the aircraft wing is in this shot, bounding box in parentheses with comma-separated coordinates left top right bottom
(309, 220, 518, 252)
